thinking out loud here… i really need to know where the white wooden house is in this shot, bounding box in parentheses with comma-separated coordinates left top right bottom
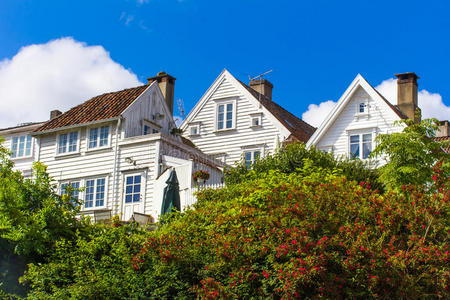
(180, 69, 315, 167)
(306, 73, 422, 161)
(0, 122, 46, 178)
(29, 72, 223, 222)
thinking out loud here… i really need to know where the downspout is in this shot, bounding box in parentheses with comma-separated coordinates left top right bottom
(112, 117, 122, 216)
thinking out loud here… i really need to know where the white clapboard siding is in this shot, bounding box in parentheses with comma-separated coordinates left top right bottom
(182, 75, 284, 166)
(316, 86, 404, 159)
(0, 123, 43, 177)
(122, 83, 175, 138)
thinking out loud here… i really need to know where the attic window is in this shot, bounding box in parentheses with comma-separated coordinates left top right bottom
(359, 103, 365, 113)
(189, 123, 200, 136)
(249, 113, 262, 128)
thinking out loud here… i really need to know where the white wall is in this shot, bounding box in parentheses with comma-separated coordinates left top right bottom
(182, 75, 284, 166)
(316, 86, 404, 159)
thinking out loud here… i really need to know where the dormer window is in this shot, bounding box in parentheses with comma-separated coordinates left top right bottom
(88, 125, 110, 149)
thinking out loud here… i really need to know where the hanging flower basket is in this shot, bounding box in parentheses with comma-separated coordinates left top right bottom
(193, 169, 210, 184)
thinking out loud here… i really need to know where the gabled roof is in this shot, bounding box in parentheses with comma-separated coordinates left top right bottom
(0, 122, 45, 133)
(306, 74, 406, 148)
(181, 69, 315, 142)
(236, 79, 315, 141)
(34, 84, 150, 132)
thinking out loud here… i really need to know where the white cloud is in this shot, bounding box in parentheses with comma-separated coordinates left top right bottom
(0, 37, 142, 128)
(375, 78, 450, 120)
(301, 100, 337, 128)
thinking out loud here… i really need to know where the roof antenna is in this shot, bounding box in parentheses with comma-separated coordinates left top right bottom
(249, 70, 273, 102)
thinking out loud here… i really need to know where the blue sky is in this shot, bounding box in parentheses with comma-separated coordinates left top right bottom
(0, 0, 449, 127)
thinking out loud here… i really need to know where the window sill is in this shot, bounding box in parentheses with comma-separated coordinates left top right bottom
(85, 146, 112, 154)
(11, 155, 33, 160)
(55, 152, 81, 159)
(214, 128, 236, 134)
(250, 125, 262, 129)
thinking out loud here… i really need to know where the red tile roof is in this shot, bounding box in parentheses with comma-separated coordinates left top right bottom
(237, 80, 316, 142)
(35, 85, 149, 132)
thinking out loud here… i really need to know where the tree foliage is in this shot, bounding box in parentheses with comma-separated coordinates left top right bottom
(371, 118, 450, 191)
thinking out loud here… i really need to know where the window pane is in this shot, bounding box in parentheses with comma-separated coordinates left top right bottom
(218, 113, 224, 121)
(126, 176, 133, 185)
(218, 105, 224, 113)
(362, 134, 372, 159)
(143, 125, 149, 135)
(133, 194, 140, 203)
(350, 135, 359, 143)
(59, 134, 67, 153)
(226, 112, 232, 121)
(99, 126, 109, 147)
(226, 103, 233, 112)
(350, 143, 360, 159)
(11, 137, 18, 158)
(133, 184, 140, 193)
(226, 120, 232, 128)
(68, 132, 78, 152)
(359, 103, 365, 113)
(95, 178, 105, 207)
(89, 128, 98, 148)
(134, 175, 141, 184)
(126, 186, 133, 194)
(363, 134, 372, 142)
(125, 195, 132, 203)
(218, 121, 223, 130)
(25, 136, 32, 156)
(254, 151, 260, 160)
(85, 180, 95, 208)
(18, 136, 25, 157)
(245, 152, 252, 168)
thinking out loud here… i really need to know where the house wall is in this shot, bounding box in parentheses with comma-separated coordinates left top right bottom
(315, 86, 404, 159)
(182, 76, 285, 166)
(122, 84, 175, 138)
(0, 124, 43, 178)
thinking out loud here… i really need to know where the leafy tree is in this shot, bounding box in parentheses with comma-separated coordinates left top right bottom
(226, 142, 382, 191)
(0, 137, 89, 296)
(370, 118, 449, 191)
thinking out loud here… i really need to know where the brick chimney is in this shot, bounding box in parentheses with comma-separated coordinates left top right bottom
(394, 72, 421, 123)
(50, 110, 62, 120)
(147, 71, 176, 115)
(249, 79, 273, 100)
(436, 120, 449, 137)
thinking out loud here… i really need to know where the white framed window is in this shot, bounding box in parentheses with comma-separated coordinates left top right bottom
(57, 131, 79, 154)
(359, 103, 366, 113)
(125, 174, 141, 203)
(60, 181, 81, 206)
(216, 100, 236, 131)
(11, 135, 33, 158)
(84, 177, 106, 209)
(189, 122, 201, 136)
(349, 133, 373, 159)
(249, 113, 262, 128)
(88, 125, 110, 149)
(244, 150, 261, 168)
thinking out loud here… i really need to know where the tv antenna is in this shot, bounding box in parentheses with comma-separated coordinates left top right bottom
(176, 98, 185, 119)
(248, 70, 273, 102)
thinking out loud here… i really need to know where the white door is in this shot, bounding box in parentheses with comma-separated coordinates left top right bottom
(122, 173, 145, 221)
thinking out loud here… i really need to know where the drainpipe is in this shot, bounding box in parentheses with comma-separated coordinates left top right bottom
(112, 117, 122, 216)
